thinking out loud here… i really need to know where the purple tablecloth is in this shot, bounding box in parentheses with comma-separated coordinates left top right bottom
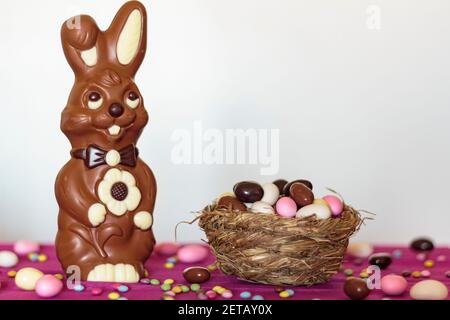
(0, 244, 449, 300)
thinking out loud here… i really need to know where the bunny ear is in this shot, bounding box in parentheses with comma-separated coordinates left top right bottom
(107, 1, 147, 76)
(61, 15, 101, 75)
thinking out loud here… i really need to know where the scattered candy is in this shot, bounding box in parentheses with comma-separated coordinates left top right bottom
(183, 267, 211, 284)
(410, 280, 448, 300)
(108, 292, 120, 300)
(344, 269, 354, 276)
(164, 263, 175, 269)
(392, 249, 402, 259)
(181, 285, 190, 293)
(437, 255, 446, 262)
(207, 264, 218, 271)
(7, 270, 17, 278)
(117, 285, 129, 293)
(13, 240, 40, 256)
(402, 271, 411, 277)
(424, 260, 434, 268)
(279, 291, 291, 298)
(412, 271, 422, 278)
(155, 242, 181, 257)
(344, 277, 371, 300)
(421, 270, 431, 277)
(252, 295, 264, 300)
(0, 251, 19, 268)
(172, 286, 183, 294)
(150, 279, 160, 286)
(416, 253, 427, 261)
(190, 284, 201, 292)
(161, 284, 171, 291)
(206, 290, 217, 299)
(91, 288, 103, 296)
(37, 254, 48, 262)
(381, 275, 408, 296)
(221, 290, 233, 299)
(369, 253, 392, 269)
(73, 284, 85, 292)
(164, 279, 174, 285)
(359, 271, 369, 279)
(15, 267, 44, 291)
(54, 274, 64, 280)
(410, 238, 434, 252)
(347, 242, 374, 259)
(35, 275, 63, 298)
(177, 245, 209, 264)
(240, 291, 252, 299)
(28, 253, 39, 262)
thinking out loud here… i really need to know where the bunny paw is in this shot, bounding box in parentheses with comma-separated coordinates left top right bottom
(134, 211, 153, 230)
(88, 203, 107, 227)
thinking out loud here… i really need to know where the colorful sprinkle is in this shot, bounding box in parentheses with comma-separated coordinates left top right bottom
(416, 253, 427, 261)
(164, 279, 174, 285)
(344, 269, 353, 276)
(206, 290, 217, 299)
(181, 285, 190, 293)
(240, 291, 252, 299)
(402, 271, 412, 277)
(54, 274, 64, 280)
(360, 271, 369, 279)
(162, 295, 175, 301)
(166, 257, 178, 264)
(7, 270, 17, 278)
(140, 278, 151, 285)
(28, 253, 39, 262)
(412, 271, 422, 278)
(150, 279, 160, 286)
(392, 249, 402, 259)
(161, 284, 171, 291)
(279, 291, 291, 298)
(164, 263, 175, 269)
(207, 264, 218, 271)
(108, 292, 120, 300)
(286, 289, 295, 297)
(37, 254, 48, 262)
(437, 255, 447, 262)
(222, 290, 233, 299)
(197, 292, 208, 300)
(172, 286, 182, 294)
(73, 284, 85, 292)
(252, 295, 264, 300)
(421, 270, 431, 277)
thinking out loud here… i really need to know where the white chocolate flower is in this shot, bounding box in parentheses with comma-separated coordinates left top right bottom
(97, 168, 142, 216)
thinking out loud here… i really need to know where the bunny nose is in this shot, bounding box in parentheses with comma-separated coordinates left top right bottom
(109, 103, 124, 118)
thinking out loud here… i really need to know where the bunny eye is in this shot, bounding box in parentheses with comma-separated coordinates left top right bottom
(126, 91, 140, 109)
(87, 92, 103, 110)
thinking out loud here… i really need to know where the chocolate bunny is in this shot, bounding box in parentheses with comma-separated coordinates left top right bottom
(55, 1, 156, 283)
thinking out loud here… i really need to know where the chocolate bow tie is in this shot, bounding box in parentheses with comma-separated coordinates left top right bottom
(71, 145, 139, 169)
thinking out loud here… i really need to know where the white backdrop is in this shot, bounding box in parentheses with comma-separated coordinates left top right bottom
(1, 0, 449, 244)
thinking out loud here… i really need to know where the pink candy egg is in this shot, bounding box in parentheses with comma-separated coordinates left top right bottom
(14, 240, 40, 256)
(155, 242, 181, 257)
(35, 275, 63, 298)
(177, 245, 209, 264)
(322, 195, 344, 217)
(275, 197, 297, 218)
(381, 274, 408, 296)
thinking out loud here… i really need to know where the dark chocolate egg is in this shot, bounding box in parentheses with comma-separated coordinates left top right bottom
(233, 182, 264, 203)
(217, 196, 247, 212)
(410, 238, 434, 252)
(282, 180, 313, 195)
(289, 183, 314, 207)
(344, 277, 371, 300)
(183, 267, 211, 284)
(273, 179, 288, 194)
(369, 253, 392, 270)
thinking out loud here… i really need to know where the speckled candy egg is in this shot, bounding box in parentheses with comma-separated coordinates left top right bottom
(275, 197, 298, 218)
(14, 240, 40, 256)
(155, 242, 181, 257)
(260, 183, 280, 205)
(0, 251, 19, 268)
(323, 195, 344, 217)
(251, 201, 275, 215)
(15, 267, 44, 291)
(177, 245, 209, 264)
(296, 204, 332, 220)
(410, 280, 448, 300)
(35, 275, 64, 298)
(233, 182, 264, 203)
(282, 180, 313, 196)
(381, 275, 408, 296)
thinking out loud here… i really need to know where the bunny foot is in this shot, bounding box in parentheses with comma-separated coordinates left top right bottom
(87, 263, 139, 283)
(134, 211, 153, 230)
(88, 203, 107, 227)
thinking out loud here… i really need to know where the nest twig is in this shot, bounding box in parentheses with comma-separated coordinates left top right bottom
(198, 205, 363, 286)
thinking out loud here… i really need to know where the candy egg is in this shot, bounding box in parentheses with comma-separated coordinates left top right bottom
(251, 201, 275, 215)
(233, 182, 264, 203)
(155, 242, 181, 257)
(35, 275, 63, 298)
(347, 242, 374, 259)
(260, 183, 280, 205)
(322, 195, 344, 216)
(183, 267, 211, 284)
(177, 245, 209, 264)
(217, 196, 247, 212)
(275, 197, 298, 218)
(15, 267, 44, 291)
(410, 280, 448, 300)
(381, 275, 408, 296)
(289, 183, 314, 207)
(273, 179, 288, 194)
(343, 277, 370, 300)
(14, 240, 40, 256)
(296, 204, 331, 220)
(369, 253, 392, 270)
(216, 192, 235, 201)
(282, 180, 313, 195)
(410, 238, 434, 252)
(0, 251, 19, 268)
(313, 198, 330, 207)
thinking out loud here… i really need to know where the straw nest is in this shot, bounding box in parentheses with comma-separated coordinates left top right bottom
(199, 205, 363, 286)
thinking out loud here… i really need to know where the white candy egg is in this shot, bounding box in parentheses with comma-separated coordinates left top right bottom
(251, 201, 275, 215)
(0, 251, 19, 268)
(347, 242, 374, 258)
(296, 204, 332, 220)
(260, 183, 280, 205)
